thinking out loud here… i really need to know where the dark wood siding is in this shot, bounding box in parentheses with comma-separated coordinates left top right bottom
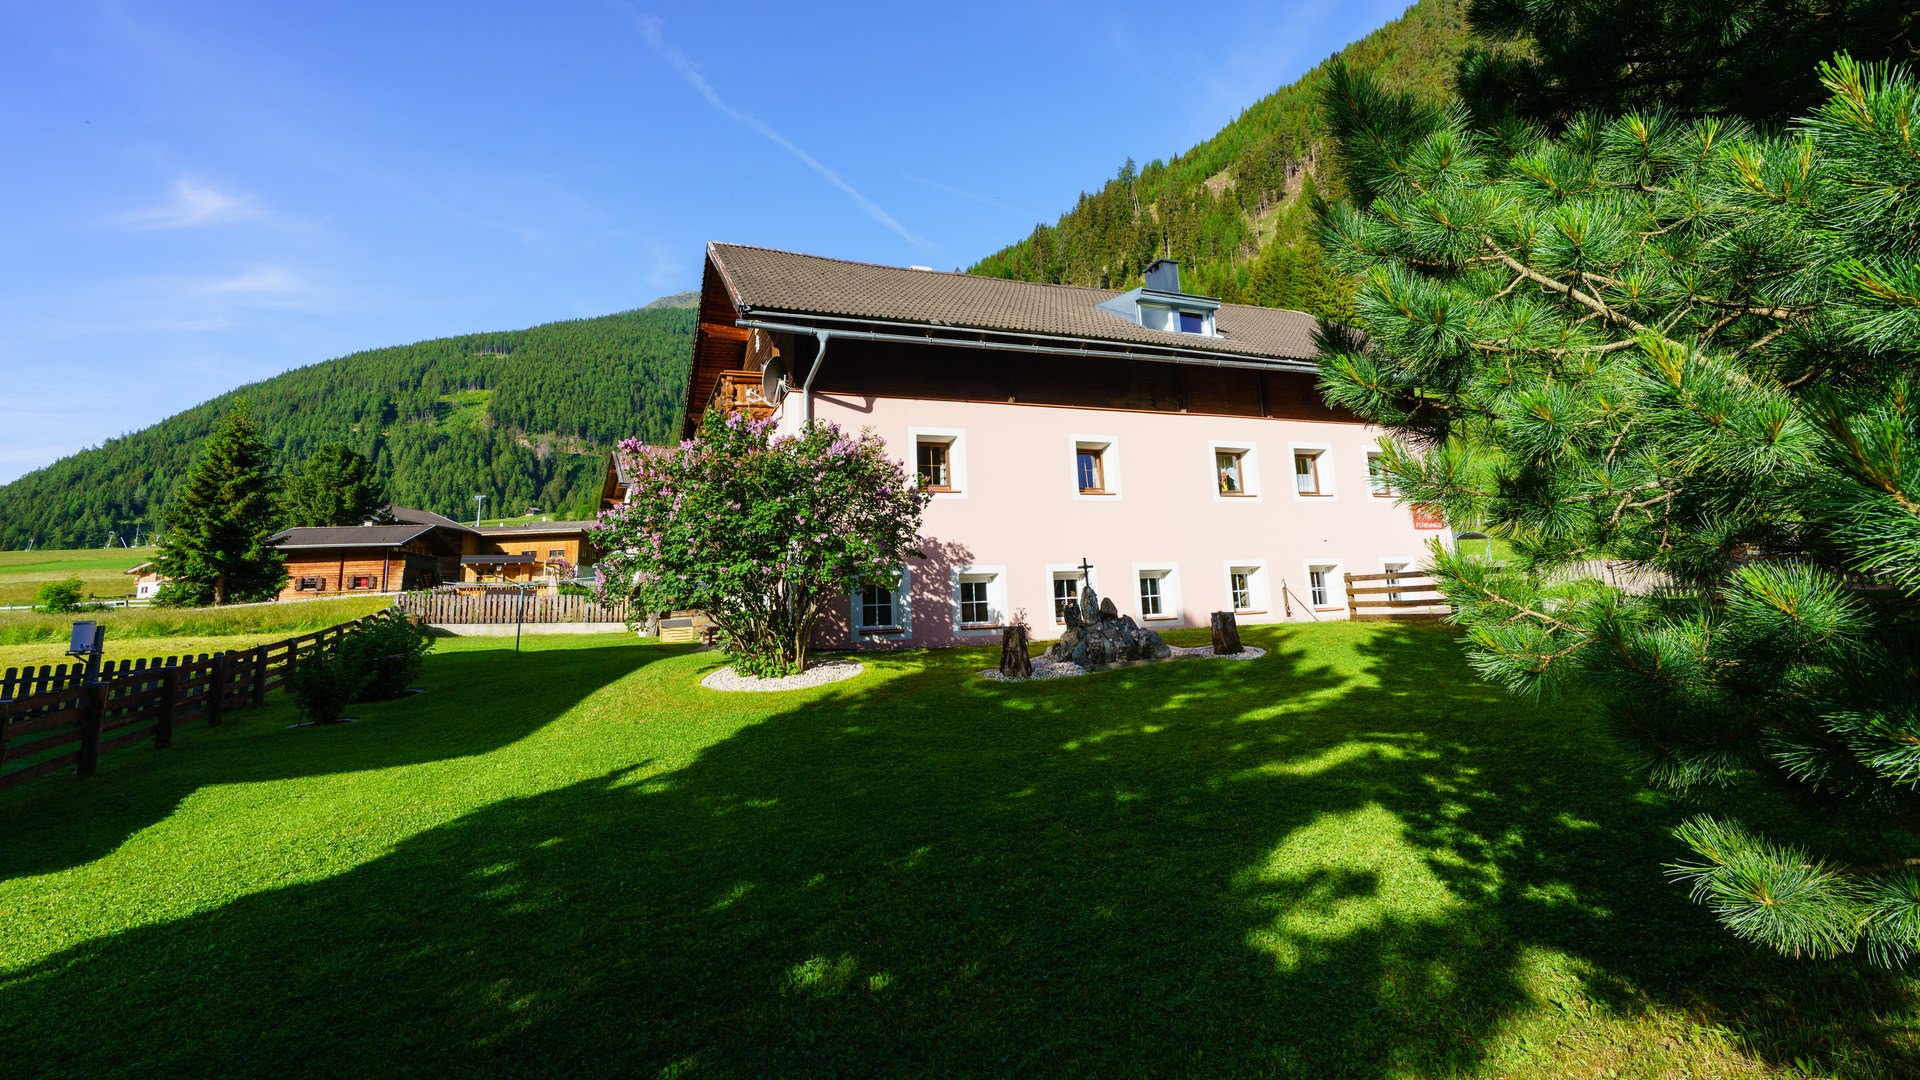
(809, 339, 1347, 422)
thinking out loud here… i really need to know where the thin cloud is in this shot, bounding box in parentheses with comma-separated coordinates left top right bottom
(621, 9, 932, 252)
(191, 266, 302, 297)
(114, 179, 277, 230)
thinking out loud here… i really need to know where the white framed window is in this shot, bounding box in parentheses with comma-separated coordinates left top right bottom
(859, 584, 895, 629)
(1209, 441, 1260, 500)
(951, 565, 1007, 635)
(1289, 442, 1336, 499)
(1132, 563, 1181, 622)
(909, 427, 967, 499)
(852, 567, 910, 638)
(1366, 452, 1395, 497)
(1304, 560, 1345, 611)
(960, 580, 991, 623)
(1139, 302, 1215, 336)
(1045, 563, 1099, 624)
(1069, 435, 1121, 499)
(1223, 560, 1271, 613)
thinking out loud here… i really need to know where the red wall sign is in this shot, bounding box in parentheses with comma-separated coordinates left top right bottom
(1412, 506, 1446, 530)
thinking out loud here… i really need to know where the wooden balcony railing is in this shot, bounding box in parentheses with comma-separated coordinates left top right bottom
(707, 369, 775, 421)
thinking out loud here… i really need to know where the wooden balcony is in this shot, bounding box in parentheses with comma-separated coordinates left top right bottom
(706, 369, 775, 421)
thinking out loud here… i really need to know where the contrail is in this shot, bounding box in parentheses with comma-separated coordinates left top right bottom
(904, 174, 1040, 221)
(623, 9, 932, 252)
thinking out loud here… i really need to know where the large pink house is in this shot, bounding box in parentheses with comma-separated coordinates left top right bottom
(682, 243, 1442, 650)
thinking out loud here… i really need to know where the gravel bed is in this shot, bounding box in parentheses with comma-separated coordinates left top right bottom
(980, 644, 1266, 682)
(701, 659, 864, 692)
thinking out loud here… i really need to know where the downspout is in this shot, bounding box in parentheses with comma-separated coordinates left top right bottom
(798, 329, 830, 427)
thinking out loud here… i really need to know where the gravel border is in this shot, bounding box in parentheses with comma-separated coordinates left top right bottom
(980, 644, 1266, 682)
(701, 659, 864, 693)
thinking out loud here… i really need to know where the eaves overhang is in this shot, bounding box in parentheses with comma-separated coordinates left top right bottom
(731, 308, 1320, 375)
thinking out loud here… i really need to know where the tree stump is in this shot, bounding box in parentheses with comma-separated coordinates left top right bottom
(999, 624, 1033, 679)
(1210, 611, 1243, 655)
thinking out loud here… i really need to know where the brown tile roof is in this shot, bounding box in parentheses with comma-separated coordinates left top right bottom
(476, 521, 597, 536)
(270, 525, 439, 550)
(390, 506, 474, 532)
(707, 243, 1324, 364)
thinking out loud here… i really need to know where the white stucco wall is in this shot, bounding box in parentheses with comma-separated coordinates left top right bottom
(803, 393, 1444, 649)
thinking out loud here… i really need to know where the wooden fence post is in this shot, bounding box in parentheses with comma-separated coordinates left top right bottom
(250, 645, 268, 707)
(77, 682, 106, 778)
(208, 653, 229, 726)
(1345, 573, 1358, 620)
(156, 664, 177, 749)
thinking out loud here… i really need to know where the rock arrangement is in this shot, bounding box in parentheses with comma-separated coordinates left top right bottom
(1046, 585, 1172, 669)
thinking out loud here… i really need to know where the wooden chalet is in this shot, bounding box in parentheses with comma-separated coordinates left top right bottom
(462, 520, 600, 584)
(272, 502, 613, 599)
(269, 507, 472, 600)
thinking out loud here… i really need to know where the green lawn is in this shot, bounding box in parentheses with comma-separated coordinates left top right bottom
(0, 625, 1911, 1077)
(0, 546, 155, 606)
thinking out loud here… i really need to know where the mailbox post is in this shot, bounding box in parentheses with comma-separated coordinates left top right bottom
(67, 621, 106, 778)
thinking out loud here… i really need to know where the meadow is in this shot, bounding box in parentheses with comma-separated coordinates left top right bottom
(1, 622, 1911, 1077)
(0, 546, 155, 606)
(0, 595, 391, 647)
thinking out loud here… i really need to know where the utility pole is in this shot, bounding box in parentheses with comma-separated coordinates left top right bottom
(471, 494, 488, 527)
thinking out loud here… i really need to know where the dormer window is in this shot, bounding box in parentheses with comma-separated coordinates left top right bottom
(1096, 260, 1219, 337)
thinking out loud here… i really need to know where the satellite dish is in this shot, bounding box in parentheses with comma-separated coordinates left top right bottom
(762, 356, 788, 405)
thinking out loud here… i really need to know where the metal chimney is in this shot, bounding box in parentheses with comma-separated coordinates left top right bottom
(1144, 258, 1181, 294)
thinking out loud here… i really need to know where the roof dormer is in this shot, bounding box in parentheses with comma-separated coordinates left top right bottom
(1096, 259, 1221, 338)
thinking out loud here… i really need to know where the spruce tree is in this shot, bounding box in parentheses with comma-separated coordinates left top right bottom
(1316, 57, 1920, 965)
(281, 442, 386, 527)
(154, 402, 286, 606)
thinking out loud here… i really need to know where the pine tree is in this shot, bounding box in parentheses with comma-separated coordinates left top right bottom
(281, 442, 387, 527)
(1460, 0, 1917, 127)
(154, 402, 287, 606)
(1316, 57, 1920, 965)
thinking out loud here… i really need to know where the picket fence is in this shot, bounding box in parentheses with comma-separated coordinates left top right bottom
(395, 589, 632, 625)
(0, 616, 375, 791)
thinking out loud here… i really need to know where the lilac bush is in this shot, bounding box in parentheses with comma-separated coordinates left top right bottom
(594, 410, 929, 677)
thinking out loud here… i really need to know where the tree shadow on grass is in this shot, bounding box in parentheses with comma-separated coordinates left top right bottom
(0, 624, 1911, 1077)
(0, 637, 688, 882)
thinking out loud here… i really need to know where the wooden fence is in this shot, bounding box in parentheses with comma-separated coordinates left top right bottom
(395, 590, 633, 625)
(1544, 559, 1687, 596)
(1345, 571, 1451, 621)
(0, 617, 372, 792)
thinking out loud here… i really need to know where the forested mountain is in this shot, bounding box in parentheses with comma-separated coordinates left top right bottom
(969, 0, 1472, 316)
(0, 308, 694, 549)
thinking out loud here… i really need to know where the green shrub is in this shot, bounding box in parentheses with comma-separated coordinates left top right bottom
(339, 609, 435, 701)
(33, 578, 86, 614)
(288, 645, 365, 725)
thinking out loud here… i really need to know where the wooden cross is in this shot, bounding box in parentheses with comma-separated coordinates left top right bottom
(1078, 557, 1095, 585)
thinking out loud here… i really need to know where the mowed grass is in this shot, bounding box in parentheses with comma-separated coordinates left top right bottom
(0, 546, 156, 606)
(0, 624, 1912, 1077)
(0, 595, 390, 646)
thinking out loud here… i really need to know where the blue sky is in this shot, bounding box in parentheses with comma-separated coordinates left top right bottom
(0, 0, 1414, 484)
